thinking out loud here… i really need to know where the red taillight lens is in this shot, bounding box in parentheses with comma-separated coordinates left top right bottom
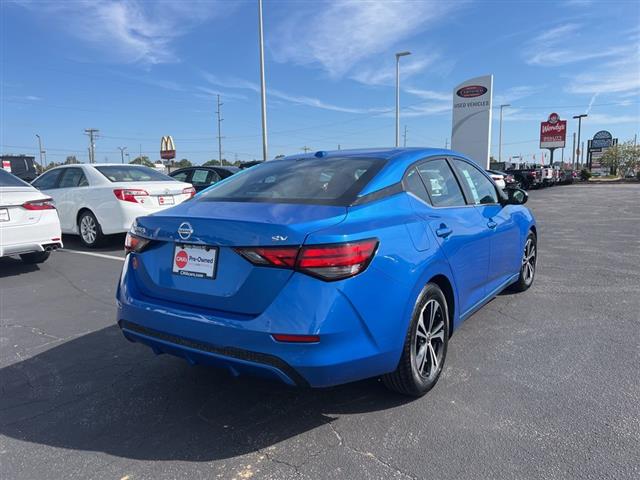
(183, 187, 196, 198)
(124, 232, 150, 254)
(114, 189, 149, 203)
(235, 246, 299, 267)
(235, 238, 378, 281)
(22, 198, 56, 210)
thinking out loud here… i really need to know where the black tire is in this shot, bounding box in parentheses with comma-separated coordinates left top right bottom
(78, 210, 105, 248)
(383, 283, 449, 397)
(509, 231, 537, 293)
(20, 251, 51, 264)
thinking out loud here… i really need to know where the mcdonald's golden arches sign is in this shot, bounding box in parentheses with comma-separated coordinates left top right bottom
(160, 136, 176, 160)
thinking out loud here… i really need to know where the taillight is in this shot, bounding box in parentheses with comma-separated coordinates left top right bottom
(114, 189, 149, 203)
(124, 232, 151, 254)
(272, 334, 320, 343)
(22, 198, 55, 210)
(235, 238, 379, 281)
(183, 187, 196, 198)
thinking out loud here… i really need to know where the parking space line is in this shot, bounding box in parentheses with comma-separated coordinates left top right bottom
(60, 249, 125, 262)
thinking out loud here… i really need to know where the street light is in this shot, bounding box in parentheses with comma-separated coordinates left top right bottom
(35, 134, 44, 169)
(573, 114, 587, 169)
(395, 51, 411, 147)
(498, 104, 510, 163)
(118, 146, 128, 164)
(258, 0, 268, 160)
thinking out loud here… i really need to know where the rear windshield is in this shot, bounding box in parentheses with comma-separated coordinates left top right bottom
(198, 157, 385, 205)
(95, 165, 174, 182)
(0, 168, 30, 187)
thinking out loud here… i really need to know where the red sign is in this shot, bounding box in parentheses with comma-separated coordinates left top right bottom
(540, 113, 567, 149)
(175, 250, 188, 269)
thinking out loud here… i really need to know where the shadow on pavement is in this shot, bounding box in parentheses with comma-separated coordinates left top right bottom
(0, 325, 410, 462)
(0, 257, 41, 278)
(62, 233, 126, 253)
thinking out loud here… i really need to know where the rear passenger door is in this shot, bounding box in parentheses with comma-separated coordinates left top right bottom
(406, 158, 491, 317)
(451, 158, 521, 293)
(55, 167, 90, 231)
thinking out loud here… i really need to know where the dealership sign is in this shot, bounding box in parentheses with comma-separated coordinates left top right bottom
(539, 112, 567, 149)
(451, 74, 493, 168)
(591, 130, 613, 149)
(160, 135, 176, 160)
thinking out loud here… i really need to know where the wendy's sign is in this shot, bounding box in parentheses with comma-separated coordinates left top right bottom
(540, 113, 567, 149)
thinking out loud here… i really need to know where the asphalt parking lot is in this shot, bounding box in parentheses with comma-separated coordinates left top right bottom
(1, 184, 639, 480)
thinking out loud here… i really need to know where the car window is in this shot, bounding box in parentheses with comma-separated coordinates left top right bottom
(95, 165, 174, 182)
(191, 169, 212, 187)
(58, 168, 89, 188)
(403, 167, 430, 204)
(171, 170, 190, 182)
(32, 169, 63, 190)
(416, 159, 466, 207)
(452, 159, 499, 205)
(0, 168, 30, 187)
(198, 157, 385, 206)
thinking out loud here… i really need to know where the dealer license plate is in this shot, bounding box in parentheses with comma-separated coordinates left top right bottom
(0, 208, 9, 222)
(158, 195, 174, 206)
(172, 244, 217, 279)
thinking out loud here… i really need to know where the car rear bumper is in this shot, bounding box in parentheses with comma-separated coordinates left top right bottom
(0, 213, 62, 257)
(116, 255, 400, 388)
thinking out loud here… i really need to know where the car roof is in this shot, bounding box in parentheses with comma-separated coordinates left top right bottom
(283, 147, 478, 196)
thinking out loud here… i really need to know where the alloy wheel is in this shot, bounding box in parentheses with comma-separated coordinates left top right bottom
(414, 299, 446, 380)
(80, 215, 97, 245)
(522, 237, 536, 285)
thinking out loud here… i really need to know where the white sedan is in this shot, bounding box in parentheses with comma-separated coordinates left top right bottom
(31, 164, 194, 247)
(0, 168, 62, 263)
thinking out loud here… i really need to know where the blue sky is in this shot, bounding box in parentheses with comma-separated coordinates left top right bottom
(1, 0, 639, 165)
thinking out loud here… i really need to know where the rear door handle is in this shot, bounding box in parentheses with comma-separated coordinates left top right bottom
(435, 225, 453, 238)
(487, 220, 497, 229)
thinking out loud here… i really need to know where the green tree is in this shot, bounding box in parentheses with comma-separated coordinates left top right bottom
(600, 141, 640, 177)
(203, 158, 235, 167)
(65, 155, 79, 164)
(175, 158, 192, 169)
(129, 156, 155, 168)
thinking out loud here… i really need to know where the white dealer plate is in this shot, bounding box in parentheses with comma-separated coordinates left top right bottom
(0, 208, 9, 222)
(172, 244, 217, 279)
(158, 195, 174, 206)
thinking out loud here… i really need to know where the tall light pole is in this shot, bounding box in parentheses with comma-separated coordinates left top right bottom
(498, 104, 510, 163)
(35, 134, 44, 169)
(573, 114, 587, 169)
(395, 51, 411, 147)
(216, 94, 224, 165)
(258, 0, 268, 161)
(118, 146, 127, 164)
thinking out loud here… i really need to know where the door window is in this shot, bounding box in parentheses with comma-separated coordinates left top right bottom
(452, 159, 499, 205)
(403, 167, 430, 203)
(32, 169, 63, 190)
(191, 169, 212, 187)
(171, 170, 190, 182)
(416, 159, 466, 207)
(58, 168, 89, 188)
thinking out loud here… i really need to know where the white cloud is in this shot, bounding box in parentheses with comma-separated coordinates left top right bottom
(351, 54, 439, 86)
(585, 113, 640, 125)
(404, 88, 450, 102)
(493, 85, 541, 106)
(566, 54, 640, 95)
(269, 0, 461, 78)
(11, 0, 234, 64)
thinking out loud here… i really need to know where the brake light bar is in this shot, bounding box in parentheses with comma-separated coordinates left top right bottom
(124, 232, 151, 254)
(114, 188, 149, 203)
(272, 334, 320, 343)
(235, 238, 378, 281)
(22, 198, 56, 210)
(183, 187, 196, 198)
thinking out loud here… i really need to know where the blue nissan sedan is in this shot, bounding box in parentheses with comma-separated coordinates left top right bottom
(117, 148, 537, 396)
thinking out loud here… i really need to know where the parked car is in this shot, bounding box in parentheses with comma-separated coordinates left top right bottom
(0, 168, 62, 263)
(169, 166, 238, 193)
(118, 148, 537, 397)
(557, 169, 574, 185)
(31, 164, 194, 247)
(505, 168, 541, 190)
(486, 170, 506, 189)
(1, 155, 39, 182)
(541, 167, 556, 187)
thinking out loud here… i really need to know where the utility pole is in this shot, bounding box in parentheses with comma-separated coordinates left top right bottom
(84, 128, 99, 164)
(445, 138, 449, 149)
(35, 134, 44, 170)
(395, 51, 411, 147)
(216, 94, 224, 166)
(258, 0, 268, 160)
(572, 114, 587, 169)
(337, 144, 341, 150)
(301, 146, 311, 153)
(498, 104, 510, 163)
(581, 141, 585, 166)
(403, 125, 408, 147)
(572, 132, 577, 168)
(118, 146, 127, 164)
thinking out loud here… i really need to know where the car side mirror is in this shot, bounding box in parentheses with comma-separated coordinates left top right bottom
(505, 188, 528, 205)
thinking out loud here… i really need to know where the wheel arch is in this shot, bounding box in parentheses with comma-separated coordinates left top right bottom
(76, 207, 95, 226)
(427, 274, 455, 338)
